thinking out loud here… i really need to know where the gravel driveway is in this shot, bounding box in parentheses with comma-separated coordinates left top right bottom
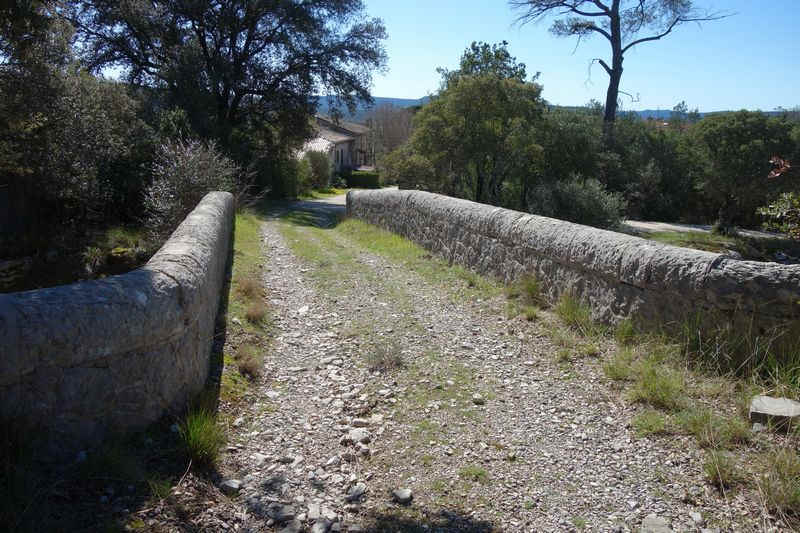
(217, 200, 772, 533)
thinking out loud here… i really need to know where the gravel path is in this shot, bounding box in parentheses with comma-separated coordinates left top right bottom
(219, 201, 772, 532)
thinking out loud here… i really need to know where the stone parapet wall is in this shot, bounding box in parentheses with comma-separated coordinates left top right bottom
(347, 189, 800, 327)
(0, 192, 234, 453)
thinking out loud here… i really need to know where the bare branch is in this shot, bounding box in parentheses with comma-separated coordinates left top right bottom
(617, 89, 639, 102)
(596, 58, 612, 75)
(622, 11, 732, 54)
(510, 1, 608, 25)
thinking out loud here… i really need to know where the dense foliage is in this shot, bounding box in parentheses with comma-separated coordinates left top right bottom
(68, 0, 387, 195)
(1, 0, 387, 272)
(383, 42, 800, 232)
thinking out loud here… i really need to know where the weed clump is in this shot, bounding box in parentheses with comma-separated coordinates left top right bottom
(234, 343, 263, 380)
(179, 409, 225, 467)
(365, 343, 405, 373)
(506, 275, 547, 306)
(245, 302, 267, 323)
(677, 408, 751, 449)
(555, 293, 601, 336)
(236, 276, 260, 299)
(603, 348, 635, 381)
(758, 449, 800, 518)
(629, 359, 685, 411)
(458, 465, 489, 484)
(632, 410, 669, 437)
(703, 450, 741, 490)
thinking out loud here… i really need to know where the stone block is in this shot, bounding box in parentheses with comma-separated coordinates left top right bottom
(749, 395, 800, 430)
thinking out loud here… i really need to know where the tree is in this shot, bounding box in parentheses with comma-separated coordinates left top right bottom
(398, 41, 545, 207)
(366, 104, 413, 161)
(69, 1, 387, 149)
(510, 0, 727, 143)
(436, 40, 528, 90)
(689, 111, 795, 232)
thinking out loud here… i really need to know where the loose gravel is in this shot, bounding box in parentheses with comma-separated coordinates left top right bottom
(215, 201, 775, 532)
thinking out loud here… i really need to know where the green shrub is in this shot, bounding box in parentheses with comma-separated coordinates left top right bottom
(347, 170, 381, 188)
(527, 175, 626, 229)
(304, 150, 332, 189)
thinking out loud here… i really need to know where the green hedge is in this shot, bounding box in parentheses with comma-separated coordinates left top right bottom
(346, 170, 381, 189)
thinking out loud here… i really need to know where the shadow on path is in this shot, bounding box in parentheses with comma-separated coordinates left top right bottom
(255, 196, 347, 229)
(361, 508, 496, 533)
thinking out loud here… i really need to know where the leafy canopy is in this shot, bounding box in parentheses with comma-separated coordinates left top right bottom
(68, 1, 388, 139)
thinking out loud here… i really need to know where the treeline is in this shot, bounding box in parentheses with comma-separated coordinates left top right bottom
(381, 42, 800, 233)
(1, 1, 386, 260)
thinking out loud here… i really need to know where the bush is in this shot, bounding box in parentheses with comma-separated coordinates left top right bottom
(380, 146, 437, 190)
(759, 191, 800, 240)
(304, 150, 332, 189)
(347, 170, 381, 188)
(143, 139, 241, 239)
(527, 175, 626, 228)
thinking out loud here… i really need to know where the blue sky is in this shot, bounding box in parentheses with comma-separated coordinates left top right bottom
(363, 0, 799, 112)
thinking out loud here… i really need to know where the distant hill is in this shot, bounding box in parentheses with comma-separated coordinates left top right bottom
(313, 96, 429, 122)
(314, 95, 786, 124)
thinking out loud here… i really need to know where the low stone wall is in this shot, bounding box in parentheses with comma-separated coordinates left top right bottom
(0, 192, 234, 454)
(347, 189, 800, 327)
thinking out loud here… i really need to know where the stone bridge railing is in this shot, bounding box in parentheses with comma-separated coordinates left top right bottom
(347, 189, 800, 329)
(0, 192, 234, 454)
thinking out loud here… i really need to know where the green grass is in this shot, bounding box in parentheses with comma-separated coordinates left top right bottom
(758, 449, 800, 520)
(703, 450, 741, 490)
(632, 410, 670, 437)
(676, 408, 751, 449)
(229, 212, 271, 334)
(629, 359, 686, 411)
(178, 408, 225, 468)
(221, 356, 249, 403)
(555, 293, 603, 337)
(603, 348, 635, 381)
(614, 319, 637, 345)
(458, 465, 489, 484)
(645, 230, 744, 255)
(336, 219, 502, 301)
(298, 187, 349, 200)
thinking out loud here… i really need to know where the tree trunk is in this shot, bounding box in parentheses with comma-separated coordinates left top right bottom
(602, 63, 622, 145)
(602, 0, 623, 147)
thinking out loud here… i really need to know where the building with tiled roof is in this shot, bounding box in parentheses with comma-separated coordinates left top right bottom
(298, 116, 373, 173)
